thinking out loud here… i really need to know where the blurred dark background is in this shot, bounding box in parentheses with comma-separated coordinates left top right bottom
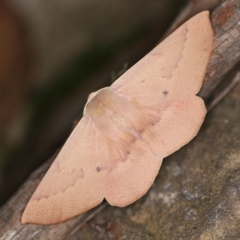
(0, 0, 188, 206)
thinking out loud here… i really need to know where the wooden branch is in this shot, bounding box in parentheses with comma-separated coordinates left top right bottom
(200, 0, 240, 98)
(0, 0, 239, 239)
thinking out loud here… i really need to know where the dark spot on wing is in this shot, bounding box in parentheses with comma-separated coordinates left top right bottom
(163, 91, 168, 96)
(96, 165, 108, 172)
(96, 166, 101, 172)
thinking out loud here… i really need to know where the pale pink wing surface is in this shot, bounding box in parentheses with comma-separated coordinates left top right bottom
(22, 117, 109, 224)
(106, 11, 213, 206)
(22, 11, 213, 224)
(111, 11, 213, 103)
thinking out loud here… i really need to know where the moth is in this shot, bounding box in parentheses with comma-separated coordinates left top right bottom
(22, 11, 213, 225)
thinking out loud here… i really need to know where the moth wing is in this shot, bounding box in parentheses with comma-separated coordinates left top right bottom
(137, 95, 207, 158)
(111, 11, 213, 104)
(105, 95, 205, 207)
(105, 127, 163, 207)
(22, 11, 213, 222)
(22, 117, 109, 225)
(105, 11, 213, 206)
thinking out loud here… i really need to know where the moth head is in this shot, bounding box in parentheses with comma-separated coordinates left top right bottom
(83, 87, 112, 117)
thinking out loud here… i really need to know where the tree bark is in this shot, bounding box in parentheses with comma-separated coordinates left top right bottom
(0, 0, 240, 239)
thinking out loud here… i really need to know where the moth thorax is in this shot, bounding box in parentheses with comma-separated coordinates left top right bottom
(85, 88, 119, 120)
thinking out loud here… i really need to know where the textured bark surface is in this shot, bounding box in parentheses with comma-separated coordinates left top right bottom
(200, 0, 240, 98)
(78, 80, 240, 240)
(0, 0, 240, 239)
